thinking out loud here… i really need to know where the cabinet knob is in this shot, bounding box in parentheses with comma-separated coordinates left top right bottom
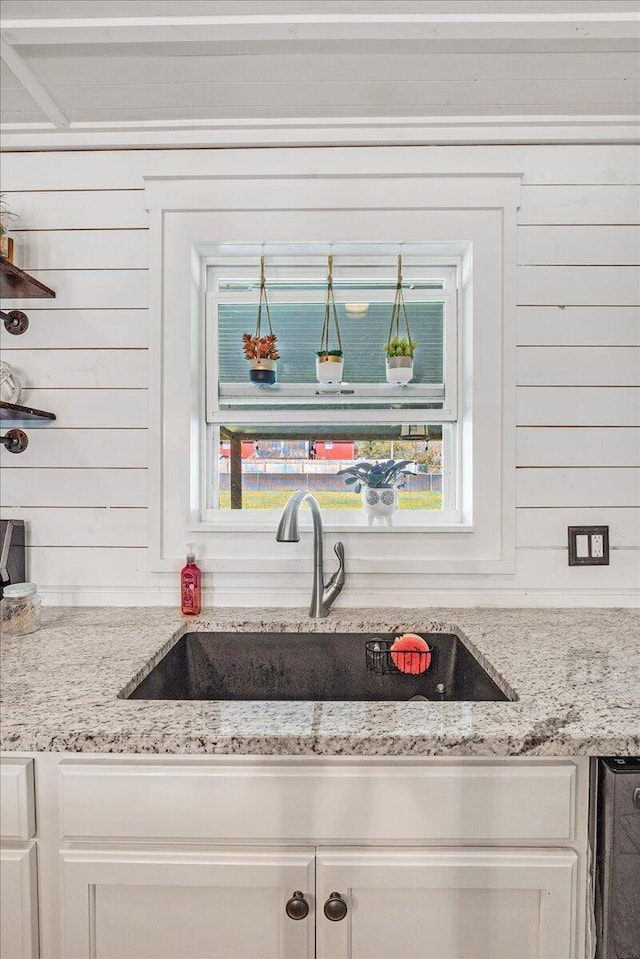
(324, 891, 348, 922)
(285, 890, 309, 920)
(634, 787, 640, 810)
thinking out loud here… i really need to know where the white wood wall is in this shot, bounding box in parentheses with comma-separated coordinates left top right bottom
(1, 145, 638, 606)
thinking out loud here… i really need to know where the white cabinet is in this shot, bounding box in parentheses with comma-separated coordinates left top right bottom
(60, 844, 578, 959)
(60, 847, 315, 959)
(1, 754, 589, 959)
(0, 844, 39, 959)
(0, 758, 38, 959)
(317, 847, 577, 959)
(0, 759, 36, 841)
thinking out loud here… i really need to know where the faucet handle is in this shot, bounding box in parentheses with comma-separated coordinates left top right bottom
(325, 541, 345, 593)
(319, 541, 346, 616)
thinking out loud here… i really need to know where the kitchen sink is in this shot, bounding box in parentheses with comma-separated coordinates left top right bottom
(124, 632, 512, 702)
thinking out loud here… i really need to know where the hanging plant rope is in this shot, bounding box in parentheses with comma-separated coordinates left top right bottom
(318, 255, 343, 357)
(386, 254, 414, 358)
(242, 256, 279, 362)
(255, 255, 274, 339)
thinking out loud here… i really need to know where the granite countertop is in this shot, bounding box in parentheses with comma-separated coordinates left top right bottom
(0, 606, 638, 756)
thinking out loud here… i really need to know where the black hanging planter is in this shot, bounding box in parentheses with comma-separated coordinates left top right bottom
(242, 257, 279, 386)
(248, 358, 277, 385)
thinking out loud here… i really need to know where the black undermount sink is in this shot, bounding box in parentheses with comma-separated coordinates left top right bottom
(124, 632, 512, 703)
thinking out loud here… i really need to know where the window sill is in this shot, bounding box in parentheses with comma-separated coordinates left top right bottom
(193, 517, 474, 535)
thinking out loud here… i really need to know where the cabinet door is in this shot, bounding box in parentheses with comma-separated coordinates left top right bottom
(0, 843, 39, 959)
(317, 847, 577, 959)
(61, 847, 314, 959)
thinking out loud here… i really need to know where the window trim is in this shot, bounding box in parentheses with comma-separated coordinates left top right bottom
(144, 157, 520, 576)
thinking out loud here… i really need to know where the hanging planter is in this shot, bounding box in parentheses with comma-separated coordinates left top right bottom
(242, 256, 279, 385)
(385, 255, 416, 385)
(316, 255, 344, 384)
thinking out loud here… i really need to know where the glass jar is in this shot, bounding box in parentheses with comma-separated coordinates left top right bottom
(1, 583, 42, 636)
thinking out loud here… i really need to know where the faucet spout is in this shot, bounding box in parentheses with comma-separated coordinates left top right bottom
(276, 490, 345, 618)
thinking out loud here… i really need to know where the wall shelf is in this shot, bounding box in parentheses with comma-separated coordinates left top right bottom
(1, 256, 56, 334)
(0, 401, 56, 422)
(0, 256, 56, 299)
(0, 254, 58, 451)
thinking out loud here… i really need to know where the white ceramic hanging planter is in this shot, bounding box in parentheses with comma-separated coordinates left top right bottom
(385, 354, 414, 385)
(316, 256, 345, 385)
(385, 255, 416, 387)
(316, 353, 344, 384)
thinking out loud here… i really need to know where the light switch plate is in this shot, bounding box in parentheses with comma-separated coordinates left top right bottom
(568, 526, 610, 566)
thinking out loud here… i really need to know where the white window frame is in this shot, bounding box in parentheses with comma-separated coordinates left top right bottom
(144, 150, 520, 579)
(203, 251, 460, 528)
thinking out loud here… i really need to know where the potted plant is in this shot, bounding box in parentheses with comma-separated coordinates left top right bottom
(0, 194, 16, 263)
(386, 336, 417, 385)
(316, 348, 343, 384)
(242, 332, 280, 385)
(385, 254, 415, 385)
(243, 256, 279, 385)
(337, 458, 415, 526)
(316, 255, 344, 384)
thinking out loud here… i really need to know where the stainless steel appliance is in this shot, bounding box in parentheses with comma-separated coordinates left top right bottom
(0, 519, 25, 597)
(596, 757, 640, 958)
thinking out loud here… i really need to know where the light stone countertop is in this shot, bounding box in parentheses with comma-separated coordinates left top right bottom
(0, 606, 638, 756)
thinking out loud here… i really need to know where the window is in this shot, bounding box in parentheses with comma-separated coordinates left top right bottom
(204, 248, 461, 527)
(146, 160, 518, 576)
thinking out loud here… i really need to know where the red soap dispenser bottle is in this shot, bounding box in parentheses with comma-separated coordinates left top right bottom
(181, 544, 201, 616)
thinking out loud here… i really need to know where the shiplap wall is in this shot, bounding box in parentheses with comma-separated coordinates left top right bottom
(1, 144, 639, 606)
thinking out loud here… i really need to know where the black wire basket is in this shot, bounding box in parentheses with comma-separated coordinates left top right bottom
(365, 638, 434, 676)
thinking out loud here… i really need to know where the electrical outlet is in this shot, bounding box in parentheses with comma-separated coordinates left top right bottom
(568, 526, 610, 566)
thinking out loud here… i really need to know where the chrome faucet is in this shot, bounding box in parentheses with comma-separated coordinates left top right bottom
(276, 490, 346, 618)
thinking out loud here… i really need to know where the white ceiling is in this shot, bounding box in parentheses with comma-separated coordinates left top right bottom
(1, 1, 638, 144)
